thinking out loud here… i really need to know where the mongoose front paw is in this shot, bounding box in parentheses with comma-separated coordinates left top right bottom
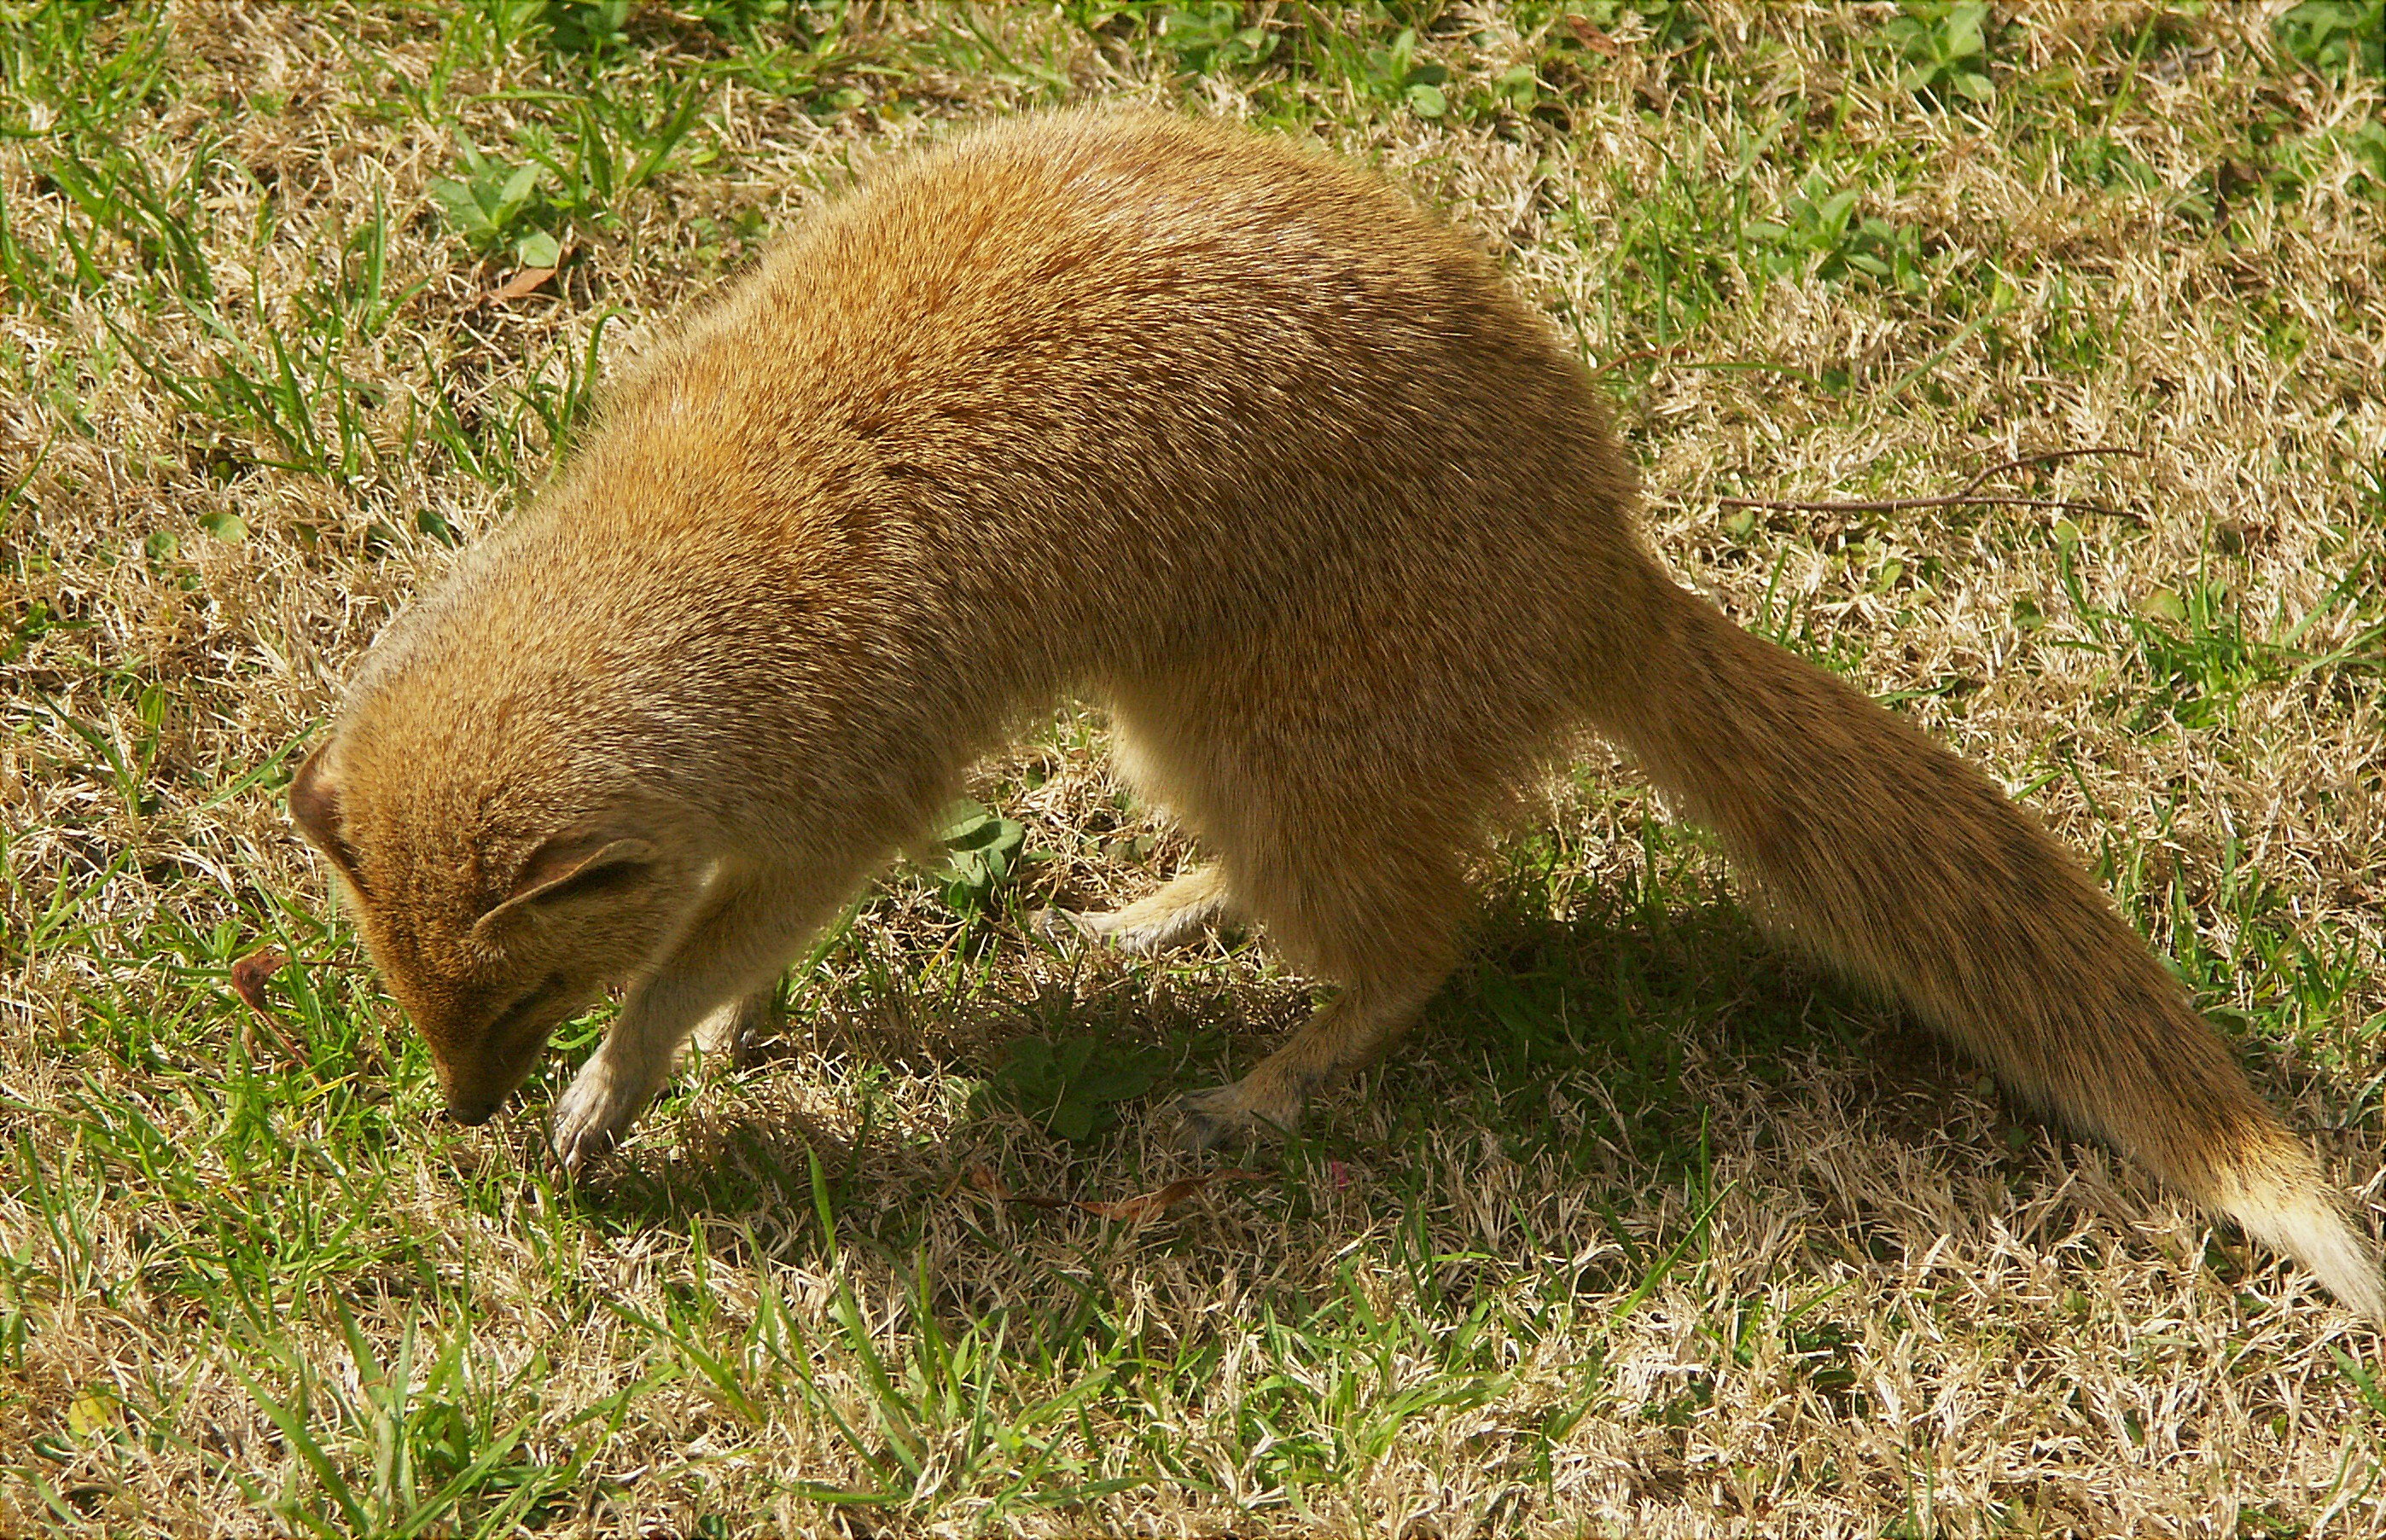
(550, 1061, 645, 1172)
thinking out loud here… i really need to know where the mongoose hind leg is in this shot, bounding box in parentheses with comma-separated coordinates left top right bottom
(1040, 864, 1237, 956)
(1177, 966, 1449, 1151)
(1166, 818, 1464, 1152)
(1099, 689, 1474, 1151)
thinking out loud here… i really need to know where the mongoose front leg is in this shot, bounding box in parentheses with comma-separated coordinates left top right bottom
(1041, 863, 1237, 957)
(551, 880, 822, 1171)
(1177, 973, 1441, 1151)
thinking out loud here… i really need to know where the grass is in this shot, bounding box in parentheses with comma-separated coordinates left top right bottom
(3, 0, 2383, 1532)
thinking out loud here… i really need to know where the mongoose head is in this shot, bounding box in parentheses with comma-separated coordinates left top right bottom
(287, 726, 699, 1125)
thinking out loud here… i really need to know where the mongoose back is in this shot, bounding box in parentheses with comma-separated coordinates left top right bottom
(290, 109, 2382, 1316)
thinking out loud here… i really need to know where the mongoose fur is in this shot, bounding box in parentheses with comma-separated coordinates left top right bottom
(289, 110, 2382, 1316)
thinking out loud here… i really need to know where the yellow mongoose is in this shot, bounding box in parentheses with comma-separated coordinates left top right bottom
(290, 110, 2380, 1315)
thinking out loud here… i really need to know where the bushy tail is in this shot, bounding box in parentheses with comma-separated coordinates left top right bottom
(1595, 578, 2381, 1317)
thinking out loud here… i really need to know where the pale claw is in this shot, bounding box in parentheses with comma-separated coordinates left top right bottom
(550, 1056, 645, 1173)
(1033, 906, 1103, 947)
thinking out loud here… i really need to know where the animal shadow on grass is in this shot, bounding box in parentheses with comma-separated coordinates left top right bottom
(562, 927, 1289, 1240)
(562, 879, 2119, 1273)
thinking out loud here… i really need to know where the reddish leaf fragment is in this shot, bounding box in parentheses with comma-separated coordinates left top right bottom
(964, 1166, 1266, 1221)
(230, 947, 287, 1014)
(967, 1164, 1064, 1208)
(486, 265, 557, 305)
(230, 946, 309, 1062)
(1077, 1167, 1266, 1223)
(1566, 15, 1621, 55)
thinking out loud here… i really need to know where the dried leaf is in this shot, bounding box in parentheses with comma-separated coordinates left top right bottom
(485, 264, 557, 305)
(1566, 15, 1621, 56)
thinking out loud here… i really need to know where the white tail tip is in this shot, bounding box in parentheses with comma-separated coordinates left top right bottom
(2238, 1188, 2386, 1320)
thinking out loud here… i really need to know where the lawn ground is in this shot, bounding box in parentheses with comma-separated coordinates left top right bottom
(4, 2, 2386, 1534)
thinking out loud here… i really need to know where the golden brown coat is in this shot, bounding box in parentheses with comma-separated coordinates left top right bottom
(290, 110, 2381, 1316)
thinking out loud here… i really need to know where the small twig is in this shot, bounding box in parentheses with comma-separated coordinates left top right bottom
(1718, 445, 2150, 524)
(1952, 445, 2149, 502)
(1588, 344, 1692, 381)
(1588, 346, 1824, 391)
(1716, 493, 2133, 520)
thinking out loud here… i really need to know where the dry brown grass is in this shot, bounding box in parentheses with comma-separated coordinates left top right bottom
(4, 2, 2383, 1534)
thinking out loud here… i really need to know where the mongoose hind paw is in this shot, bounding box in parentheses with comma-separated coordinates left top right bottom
(1173, 1083, 1296, 1154)
(1038, 903, 1188, 958)
(1038, 869, 1237, 959)
(1174, 1093, 1252, 1154)
(1033, 906, 1104, 947)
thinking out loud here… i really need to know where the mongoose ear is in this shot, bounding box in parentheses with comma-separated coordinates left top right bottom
(474, 834, 659, 939)
(289, 741, 367, 895)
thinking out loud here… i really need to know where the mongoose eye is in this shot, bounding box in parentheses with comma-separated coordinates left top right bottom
(492, 971, 570, 1034)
